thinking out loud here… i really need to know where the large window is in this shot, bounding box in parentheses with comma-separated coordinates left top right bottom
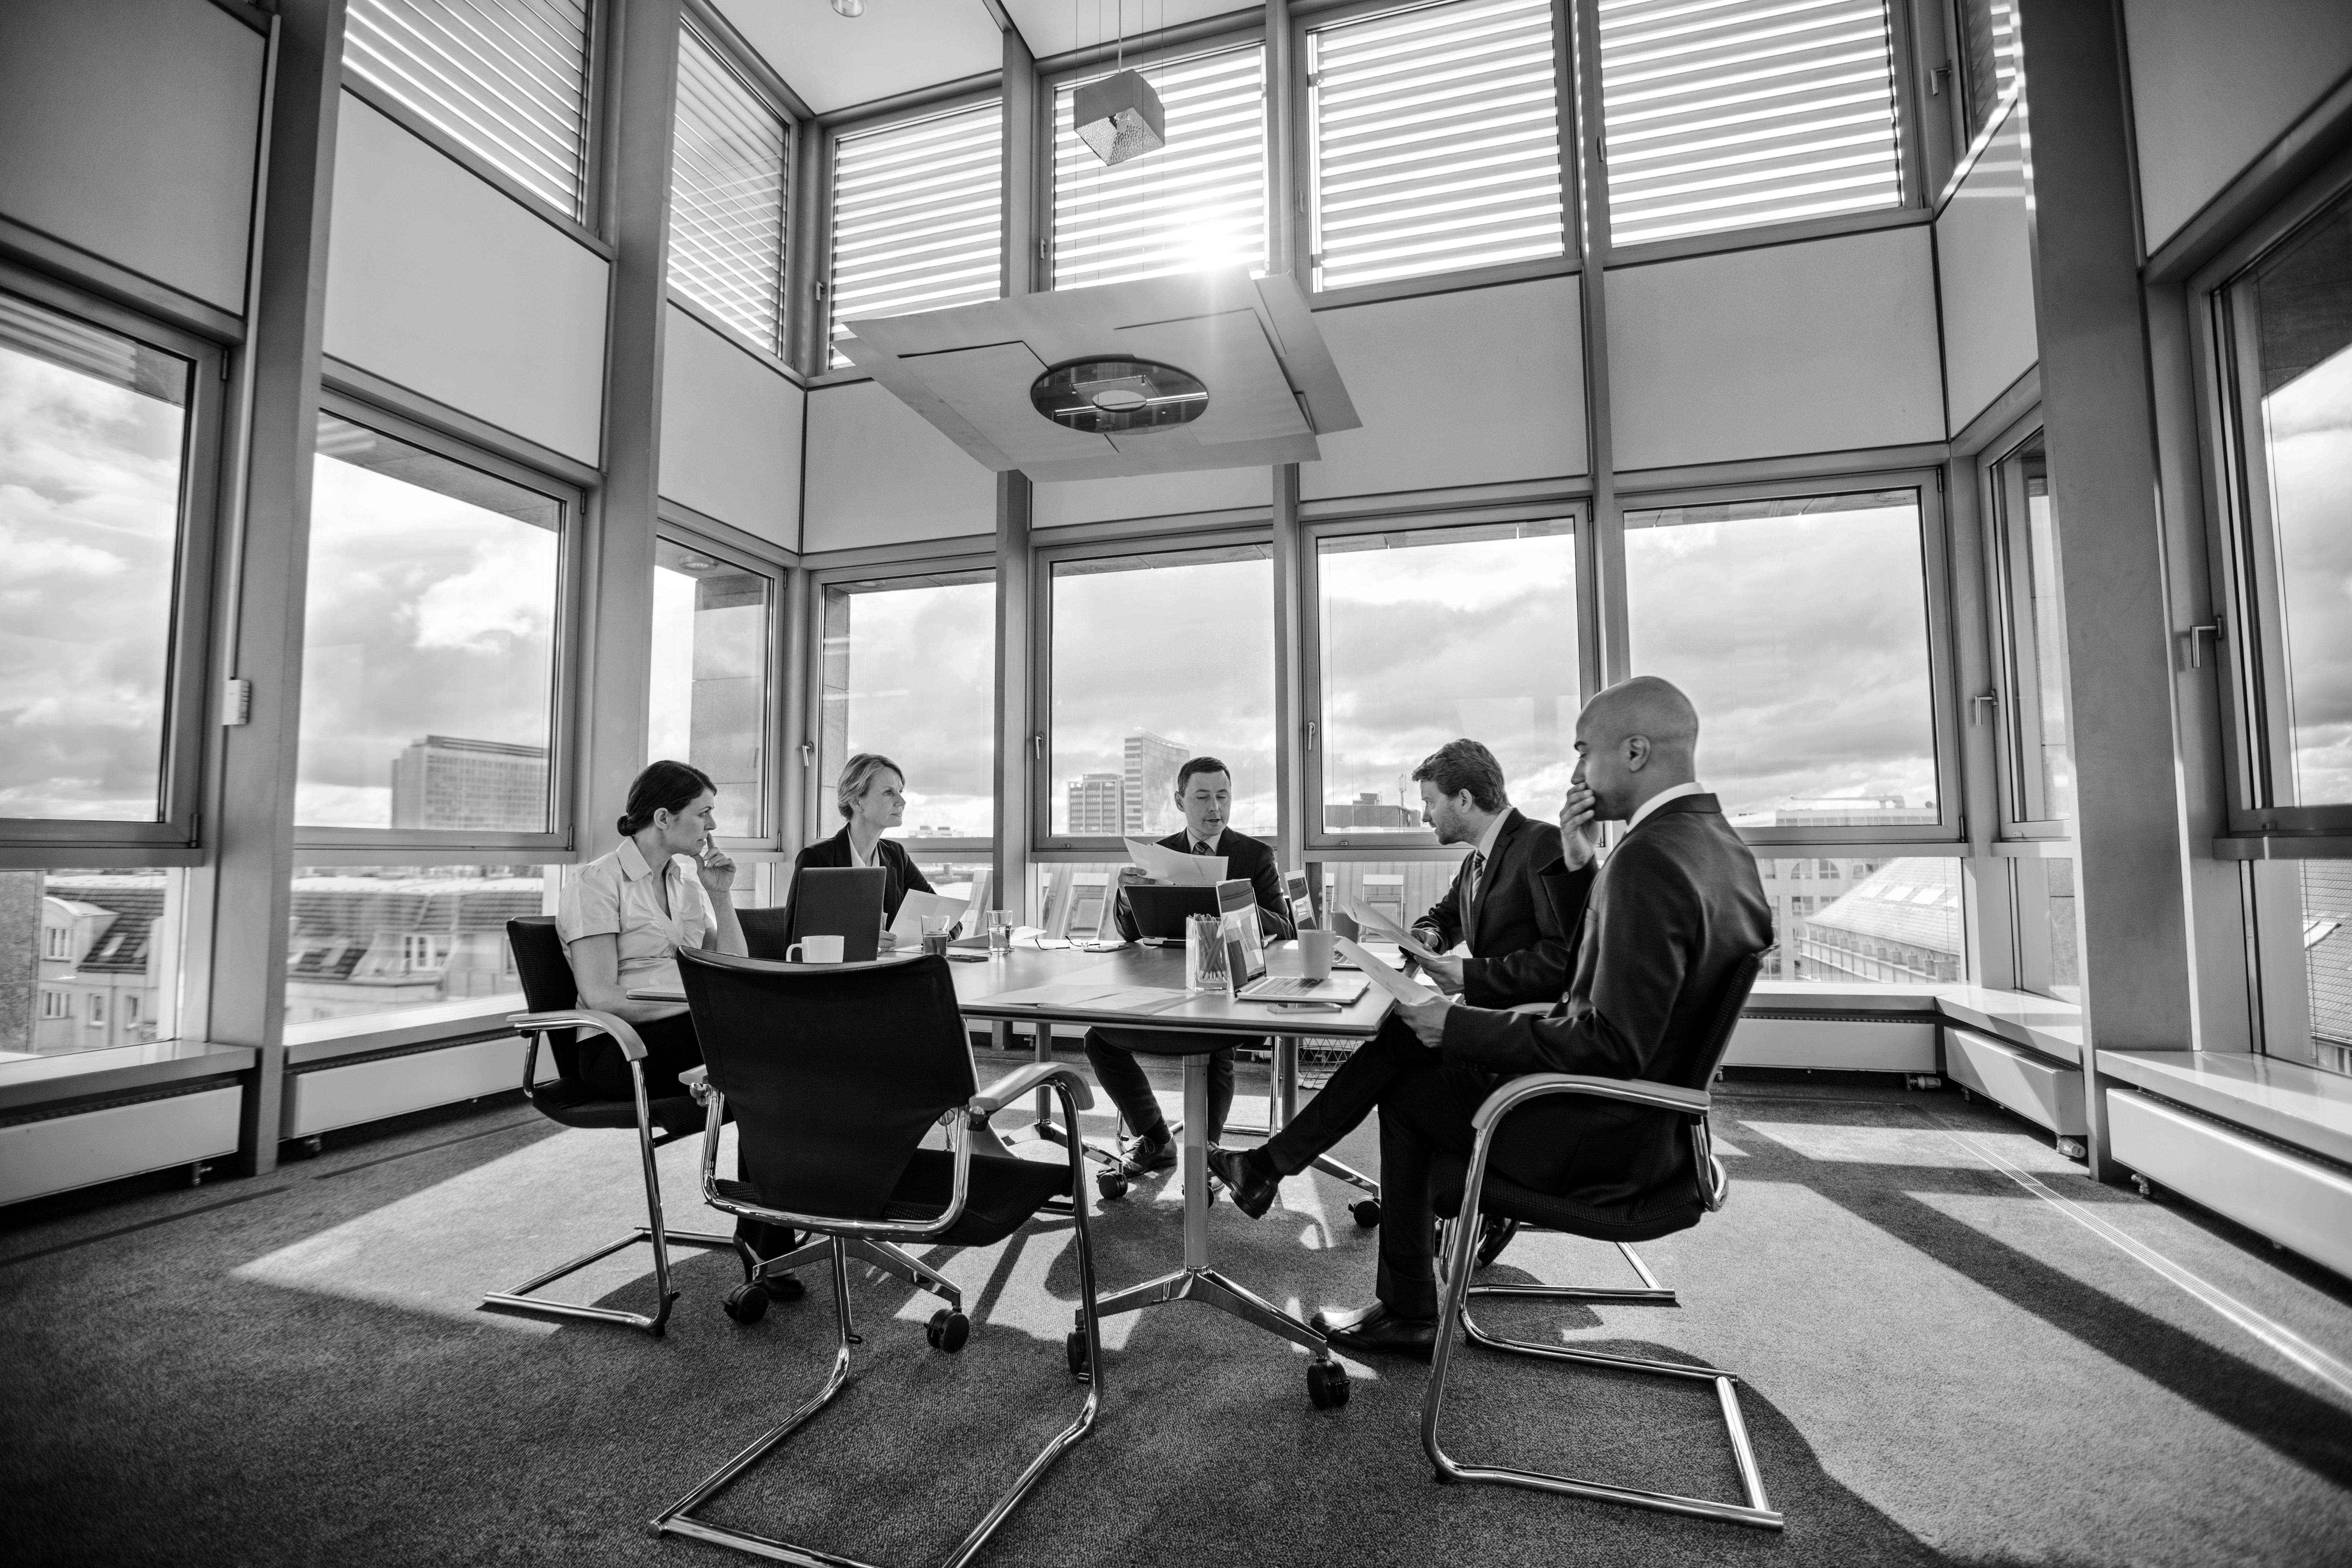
(1047, 545, 1275, 840)
(281, 865, 552, 1029)
(1624, 489, 1939, 824)
(1312, 519, 1580, 839)
(829, 101, 1003, 368)
(299, 413, 567, 841)
(670, 19, 790, 354)
(817, 570, 996, 843)
(1596, 0, 1904, 247)
(0, 290, 195, 827)
(3, 868, 184, 1058)
(650, 538, 774, 839)
(344, 0, 595, 220)
(1052, 45, 1267, 289)
(1306, 0, 1567, 292)
(2220, 188, 2352, 812)
(2301, 863, 2352, 1077)
(1988, 435, 2072, 828)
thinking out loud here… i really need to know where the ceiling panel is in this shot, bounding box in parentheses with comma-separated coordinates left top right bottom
(711, 0, 1005, 115)
(1002, 0, 1256, 64)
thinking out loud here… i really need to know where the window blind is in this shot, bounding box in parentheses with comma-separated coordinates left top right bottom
(1597, 0, 1903, 247)
(670, 22, 790, 355)
(344, 0, 594, 219)
(1052, 46, 1266, 290)
(1955, 0, 2018, 138)
(830, 102, 1003, 369)
(1308, 0, 1566, 292)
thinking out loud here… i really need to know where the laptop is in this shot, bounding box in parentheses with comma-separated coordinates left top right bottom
(1223, 878, 1369, 1004)
(1124, 883, 1221, 940)
(787, 866, 886, 962)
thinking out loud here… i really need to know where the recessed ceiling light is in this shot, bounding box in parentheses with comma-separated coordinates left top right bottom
(1031, 358, 1208, 434)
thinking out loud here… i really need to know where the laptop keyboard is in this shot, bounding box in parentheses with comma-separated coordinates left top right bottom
(1241, 977, 1340, 1000)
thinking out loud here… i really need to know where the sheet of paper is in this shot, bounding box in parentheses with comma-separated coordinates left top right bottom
(1346, 900, 1447, 965)
(889, 887, 972, 942)
(980, 983, 1194, 1013)
(1334, 936, 1446, 1006)
(1125, 837, 1226, 886)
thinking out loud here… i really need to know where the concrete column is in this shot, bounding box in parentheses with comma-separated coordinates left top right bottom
(994, 23, 1040, 921)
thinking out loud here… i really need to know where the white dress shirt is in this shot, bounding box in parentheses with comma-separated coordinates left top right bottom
(557, 839, 710, 1033)
(1626, 780, 1707, 833)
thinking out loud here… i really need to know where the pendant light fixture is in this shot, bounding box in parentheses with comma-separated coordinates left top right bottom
(830, 0, 863, 16)
(1074, 0, 1163, 166)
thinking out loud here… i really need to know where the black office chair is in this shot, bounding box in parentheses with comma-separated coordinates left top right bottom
(736, 904, 793, 961)
(1420, 951, 1783, 1531)
(480, 917, 743, 1336)
(654, 948, 1104, 1568)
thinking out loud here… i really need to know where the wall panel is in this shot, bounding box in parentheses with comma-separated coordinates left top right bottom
(324, 95, 608, 463)
(1937, 108, 2038, 433)
(1608, 227, 1942, 473)
(1302, 275, 1586, 501)
(2123, 0, 2352, 252)
(0, 0, 264, 312)
(660, 305, 803, 551)
(801, 380, 996, 553)
(1032, 465, 1270, 528)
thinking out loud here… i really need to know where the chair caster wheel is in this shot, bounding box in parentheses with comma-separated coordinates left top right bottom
(1097, 1170, 1128, 1201)
(1350, 1199, 1381, 1229)
(723, 1283, 769, 1324)
(1308, 1360, 1350, 1409)
(1065, 1330, 1092, 1381)
(927, 1309, 970, 1353)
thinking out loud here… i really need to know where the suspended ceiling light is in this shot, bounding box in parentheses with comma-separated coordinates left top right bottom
(830, 0, 863, 15)
(1074, 68, 1164, 166)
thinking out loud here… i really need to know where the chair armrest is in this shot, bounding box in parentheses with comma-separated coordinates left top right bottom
(509, 1009, 646, 1063)
(971, 1062, 1096, 1117)
(1469, 1072, 1709, 1133)
(679, 1064, 711, 1104)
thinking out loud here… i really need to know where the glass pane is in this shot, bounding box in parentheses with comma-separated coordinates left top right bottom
(670, 21, 789, 353)
(2245, 193, 2352, 805)
(2304, 861, 2352, 1077)
(1625, 490, 1938, 822)
(1786, 855, 1962, 984)
(4, 868, 181, 1058)
(1320, 861, 1468, 941)
(300, 416, 562, 832)
(282, 865, 555, 1029)
(1050, 546, 1276, 839)
(0, 291, 190, 821)
(830, 100, 1003, 368)
(2043, 855, 2081, 1001)
(650, 541, 771, 838)
(1317, 521, 1578, 835)
(1751, 854, 1884, 980)
(818, 572, 996, 840)
(2021, 465, 2075, 819)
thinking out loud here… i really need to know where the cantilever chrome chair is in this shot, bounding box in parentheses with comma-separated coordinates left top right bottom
(1422, 951, 1783, 1531)
(655, 947, 1105, 1568)
(481, 917, 741, 1336)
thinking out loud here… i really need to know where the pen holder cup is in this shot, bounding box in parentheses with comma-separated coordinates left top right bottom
(1185, 915, 1229, 994)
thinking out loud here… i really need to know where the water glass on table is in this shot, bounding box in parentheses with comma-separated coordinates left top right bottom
(920, 913, 955, 957)
(986, 910, 1013, 956)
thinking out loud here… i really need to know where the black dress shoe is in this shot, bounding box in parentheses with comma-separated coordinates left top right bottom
(755, 1270, 808, 1302)
(1475, 1216, 1521, 1269)
(1316, 1303, 1436, 1362)
(1205, 1146, 1279, 1218)
(1120, 1133, 1177, 1177)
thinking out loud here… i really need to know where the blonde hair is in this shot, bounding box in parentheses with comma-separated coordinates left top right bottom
(836, 753, 905, 819)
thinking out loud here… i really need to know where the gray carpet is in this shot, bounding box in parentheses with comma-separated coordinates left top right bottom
(5, 1057, 2352, 1567)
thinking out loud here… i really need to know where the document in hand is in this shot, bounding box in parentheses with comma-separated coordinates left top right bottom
(888, 887, 973, 943)
(1345, 899, 1447, 966)
(1125, 837, 1226, 886)
(1333, 936, 1446, 1005)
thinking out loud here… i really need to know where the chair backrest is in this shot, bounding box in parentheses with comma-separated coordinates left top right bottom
(1687, 948, 1766, 1210)
(506, 917, 583, 1079)
(738, 905, 795, 961)
(679, 948, 976, 1221)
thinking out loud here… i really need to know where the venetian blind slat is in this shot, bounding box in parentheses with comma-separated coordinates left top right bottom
(669, 23, 789, 355)
(830, 102, 1003, 368)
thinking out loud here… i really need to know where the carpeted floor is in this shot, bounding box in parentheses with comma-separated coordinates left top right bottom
(5, 1056, 2352, 1568)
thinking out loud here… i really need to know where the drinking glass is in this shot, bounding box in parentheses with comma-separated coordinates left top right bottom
(1186, 914, 1230, 993)
(986, 909, 1013, 955)
(921, 913, 954, 957)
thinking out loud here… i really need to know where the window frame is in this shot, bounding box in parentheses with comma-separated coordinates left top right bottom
(294, 391, 586, 861)
(0, 266, 227, 867)
(1300, 505, 1595, 852)
(1294, 0, 1584, 305)
(2191, 156, 2352, 844)
(804, 550, 1000, 858)
(1610, 466, 1965, 848)
(1041, 25, 1272, 293)
(652, 522, 788, 854)
(1029, 526, 1279, 856)
(1978, 422, 2072, 839)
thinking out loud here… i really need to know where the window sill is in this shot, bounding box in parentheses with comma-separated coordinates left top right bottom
(0, 1038, 257, 1117)
(2098, 1050, 2352, 1170)
(284, 997, 523, 1067)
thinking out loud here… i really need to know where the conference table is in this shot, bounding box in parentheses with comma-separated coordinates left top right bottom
(639, 937, 1395, 1407)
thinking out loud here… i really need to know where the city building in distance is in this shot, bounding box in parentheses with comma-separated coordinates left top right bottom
(1067, 772, 1124, 835)
(390, 735, 550, 832)
(1122, 730, 1188, 837)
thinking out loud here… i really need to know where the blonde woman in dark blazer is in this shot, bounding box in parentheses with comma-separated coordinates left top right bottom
(782, 753, 941, 950)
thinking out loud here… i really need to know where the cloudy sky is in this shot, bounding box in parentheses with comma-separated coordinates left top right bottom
(296, 456, 558, 827)
(829, 577, 997, 836)
(2269, 342, 2352, 805)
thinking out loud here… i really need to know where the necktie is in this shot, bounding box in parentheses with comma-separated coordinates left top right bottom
(1463, 850, 1485, 934)
(1192, 839, 1216, 856)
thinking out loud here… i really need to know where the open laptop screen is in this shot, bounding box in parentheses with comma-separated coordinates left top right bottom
(1217, 877, 1267, 988)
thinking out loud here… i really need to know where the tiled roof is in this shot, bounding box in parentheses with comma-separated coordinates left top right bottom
(2306, 862, 2352, 1049)
(1801, 857, 1963, 955)
(46, 878, 164, 975)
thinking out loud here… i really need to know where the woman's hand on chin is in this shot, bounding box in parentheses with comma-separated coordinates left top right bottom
(695, 843, 737, 897)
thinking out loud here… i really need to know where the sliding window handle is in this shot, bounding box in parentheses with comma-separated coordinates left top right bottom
(1968, 692, 1998, 727)
(2182, 624, 2221, 668)
(1304, 719, 1317, 751)
(1031, 733, 1044, 760)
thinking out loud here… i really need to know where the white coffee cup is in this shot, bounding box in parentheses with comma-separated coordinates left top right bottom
(1298, 927, 1335, 981)
(787, 934, 846, 964)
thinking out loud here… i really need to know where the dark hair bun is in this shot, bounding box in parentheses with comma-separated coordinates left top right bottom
(618, 760, 718, 839)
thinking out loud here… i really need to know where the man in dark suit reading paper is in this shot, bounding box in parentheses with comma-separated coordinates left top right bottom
(1086, 756, 1295, 1177)
(1211, 678, 1771, 1360)
(1401, 738, 1575, 1008)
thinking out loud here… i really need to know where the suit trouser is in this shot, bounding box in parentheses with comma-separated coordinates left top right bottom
(1081, 1028, 1240, 1144)
(1257, 1017, 1560, 1318)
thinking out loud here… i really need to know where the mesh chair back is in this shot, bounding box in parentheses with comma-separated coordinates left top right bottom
(738, 905, 795, 961)
(506, 917, 584, 1079)
(1687, 948, 1765, 1209)
(679, 948, 976, 1221)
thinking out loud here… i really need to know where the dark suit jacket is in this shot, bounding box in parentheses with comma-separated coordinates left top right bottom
(1410, 807, 1576, 1007)
(1439, 794, 1770, 1215)
(1112, 827, 1295, 943)
(783, 828, 935, 936)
